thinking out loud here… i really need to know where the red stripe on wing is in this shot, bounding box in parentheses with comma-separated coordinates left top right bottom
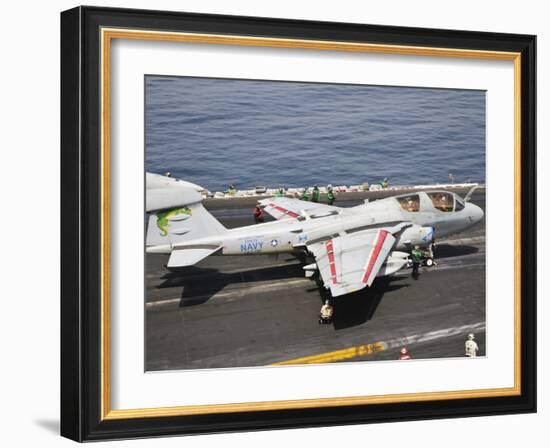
(362, 230, 389, 284)
(325, 239, 338, 284)
(268, 203, 300, 219)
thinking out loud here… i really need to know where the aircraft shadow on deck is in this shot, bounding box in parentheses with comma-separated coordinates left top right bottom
(158, 263, 306, 307)
(153, 242, 477, 311)
(312, 277, 410, 330)
(435, 244, 479, 258)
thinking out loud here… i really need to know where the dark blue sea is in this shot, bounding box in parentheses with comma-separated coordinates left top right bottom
(145, 76, 485, 192)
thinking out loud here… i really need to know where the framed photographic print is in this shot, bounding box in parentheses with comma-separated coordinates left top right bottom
(60, 6, 536, 441)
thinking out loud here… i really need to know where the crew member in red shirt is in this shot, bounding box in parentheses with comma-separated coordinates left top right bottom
(399, 347, 412, 360)
(253, 203, 264, 223)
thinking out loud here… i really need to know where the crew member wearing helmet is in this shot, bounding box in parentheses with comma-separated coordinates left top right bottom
(319, 300, 334, 324)
(465, 333, 479, 357)
(399, 347, 412, 360)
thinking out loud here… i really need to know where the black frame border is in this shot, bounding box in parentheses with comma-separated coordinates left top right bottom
(61, 6, 536, 441)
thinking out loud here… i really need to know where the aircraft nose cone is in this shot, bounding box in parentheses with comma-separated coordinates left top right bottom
(467, 202, 484, 224)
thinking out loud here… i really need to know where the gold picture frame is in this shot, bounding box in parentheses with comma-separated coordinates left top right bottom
(61, 6, 536, 441)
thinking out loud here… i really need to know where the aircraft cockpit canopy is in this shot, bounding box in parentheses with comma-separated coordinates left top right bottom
(396, 191, 466, 213)
(396, 194, 420, 212)
(427, 192, 453, 212)
(455, 196, 465, 211)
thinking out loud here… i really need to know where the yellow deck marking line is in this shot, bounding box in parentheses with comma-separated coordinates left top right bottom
(272, 322, 486, 366)
(272, 342, 386, 365)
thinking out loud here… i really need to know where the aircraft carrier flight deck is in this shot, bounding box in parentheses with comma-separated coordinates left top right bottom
(145, 187, 486, 371)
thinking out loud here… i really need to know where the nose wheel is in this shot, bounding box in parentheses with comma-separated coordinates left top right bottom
(424, 242, 437, 267)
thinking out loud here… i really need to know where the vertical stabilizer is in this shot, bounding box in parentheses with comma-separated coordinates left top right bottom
(146, 202, 226, 247)
(145, 173, 226, 248)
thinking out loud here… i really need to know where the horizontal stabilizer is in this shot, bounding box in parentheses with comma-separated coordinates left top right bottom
(167, 245, 222, 268)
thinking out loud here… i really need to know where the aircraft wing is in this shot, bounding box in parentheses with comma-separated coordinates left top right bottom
(259, 197, 342, 220)
(308, 227, 400, 297)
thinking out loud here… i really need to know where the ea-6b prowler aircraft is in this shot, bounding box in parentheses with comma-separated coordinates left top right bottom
(146, 173, 483, 298)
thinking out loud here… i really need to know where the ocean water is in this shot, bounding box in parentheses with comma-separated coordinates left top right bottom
(145, 76, 485, 192)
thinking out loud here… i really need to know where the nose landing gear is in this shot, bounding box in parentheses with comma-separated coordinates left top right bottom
(408, 243, 437, 279)
(424, 242, 437, 268)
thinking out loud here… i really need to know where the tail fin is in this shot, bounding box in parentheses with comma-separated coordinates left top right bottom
(146, 202, 227, 248)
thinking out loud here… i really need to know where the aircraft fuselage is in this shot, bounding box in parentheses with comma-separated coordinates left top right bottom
(149, 191, 484, 257)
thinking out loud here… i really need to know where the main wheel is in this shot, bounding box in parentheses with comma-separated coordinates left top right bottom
(425, 258, 434, 267)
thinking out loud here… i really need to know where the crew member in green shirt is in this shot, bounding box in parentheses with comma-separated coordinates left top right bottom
(327, 185, 336, 205)
(410, 245, 424, 279)
(311, 185, 320, 203)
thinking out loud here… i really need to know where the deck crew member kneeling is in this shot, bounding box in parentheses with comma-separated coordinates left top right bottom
(319, 300, 334, 324)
